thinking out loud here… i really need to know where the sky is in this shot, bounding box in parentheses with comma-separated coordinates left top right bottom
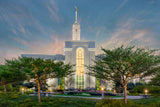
(0, 0, 160, 64)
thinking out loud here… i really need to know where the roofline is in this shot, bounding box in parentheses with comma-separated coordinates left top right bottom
(21, 54, 65, 56)
(65, 40, 95, 42)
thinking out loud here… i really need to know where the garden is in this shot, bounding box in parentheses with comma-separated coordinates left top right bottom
(0, 92, 160, 107)
(0, 45, 160, 106)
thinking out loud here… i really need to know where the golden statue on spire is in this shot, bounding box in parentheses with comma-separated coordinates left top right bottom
(75, 6, 77, 23)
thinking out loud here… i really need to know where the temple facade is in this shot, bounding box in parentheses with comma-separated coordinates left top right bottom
(22, 7, 97, 90)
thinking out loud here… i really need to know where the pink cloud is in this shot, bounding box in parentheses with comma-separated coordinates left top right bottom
(0, 35, 65, 64)
(96, 19, 158, 54)
(13, 34, 65, 55)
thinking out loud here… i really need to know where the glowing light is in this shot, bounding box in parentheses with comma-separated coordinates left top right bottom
(102, 87, 104, 91)
(144, 89, 148, 95)
(21, 88, 24, 95)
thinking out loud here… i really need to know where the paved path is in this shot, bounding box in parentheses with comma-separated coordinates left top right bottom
(50, 95, 142, 100)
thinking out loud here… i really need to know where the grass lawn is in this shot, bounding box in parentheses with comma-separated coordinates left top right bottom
(0, 93, 160, 107)
(54, 94, 121, 98)
(0, 94, 100, 107)
(131, 96, 160, 105)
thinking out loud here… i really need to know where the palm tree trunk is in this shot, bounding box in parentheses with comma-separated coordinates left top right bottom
(37, 80, 41, 103)
(124, 84, 127, 104)
(3, 84, 7, 95)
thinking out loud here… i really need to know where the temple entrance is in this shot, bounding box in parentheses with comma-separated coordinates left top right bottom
(76, 47, 84, 89)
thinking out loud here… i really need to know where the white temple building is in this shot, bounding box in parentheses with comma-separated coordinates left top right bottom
(22, 7, 102, 90)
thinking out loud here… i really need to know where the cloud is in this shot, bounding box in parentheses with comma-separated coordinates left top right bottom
(114, 0, 128, 13)
(0, 1, 49, 39)
(0, 1, 30, 32)
(0, 49, 21, 64)
(13, 34, 65, 55)
(46, 1, 59, 23)
(0, 1, 64, 64)
(96, 18, 158, 54)
(0, 34, 65, 64)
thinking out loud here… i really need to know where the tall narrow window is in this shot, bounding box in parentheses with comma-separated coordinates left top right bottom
(76, 47, 84, 89)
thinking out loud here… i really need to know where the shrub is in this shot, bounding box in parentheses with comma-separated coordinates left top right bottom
(149, 86, 160, 94)
(48, 97, 55, 101)
(0, 100, 16, 107)
(135, 82, 143, 86)
(151, 102, 160, 107)
(68, 101, 72, 104)
(127, 82, 135, 90)
(19, 102, 36, 107)
(58, 98, 66, 103)
(132, 85, 145, 93)
(131, 85, 160, 95)
(25, 91, 34, 95)
(23, 98, 34, 102)
(10, 94, 19, 99)
(41, 97, 49, 102)
(89, 92, 101, 96)
(3, 93, 20, 100)
(96, 99, 135, 107)
(36, 102, 49, 107)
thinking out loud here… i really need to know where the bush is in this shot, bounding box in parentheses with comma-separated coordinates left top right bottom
(151, 102, 160, 107)
(132, 85, 145, 93)
(89, 92, 101, 96)
(19, 102, 36, 107)
(23, 98, 34, 102)
(0, 100, 16, 107)
(36, 102, 49, 107)
(41, 97, 49, 102)
(149, 86, 160, 94)
(68, 101, 72, 104)
(96, 99, 135, 107)
(131, 85, 160, 95)
(58, 98, 66, 103)
(25, 91, 34, 95)
(10, 94, 19, 99)
(135, 82, 143, 86)
(3, 93, 20, 100)
(127, 82, 135, 90)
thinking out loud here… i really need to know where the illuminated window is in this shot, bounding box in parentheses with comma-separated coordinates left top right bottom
(76, 47, 84, 89)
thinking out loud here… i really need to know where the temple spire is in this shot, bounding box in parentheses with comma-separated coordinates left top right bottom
(72, 6, 80, 40)
(75, 7, 77, 23)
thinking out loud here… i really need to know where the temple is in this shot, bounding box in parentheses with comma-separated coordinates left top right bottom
(22, 7, 99, 90)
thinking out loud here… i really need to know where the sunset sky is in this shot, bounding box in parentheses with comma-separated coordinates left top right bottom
(0, 0, 160, 64)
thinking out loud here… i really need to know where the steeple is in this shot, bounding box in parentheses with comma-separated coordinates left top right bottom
(75, 7, 77, 23)
(72, 7, 80, 40)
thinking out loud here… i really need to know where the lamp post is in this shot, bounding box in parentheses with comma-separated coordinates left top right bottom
(144, 89, 148, 95)
(22, 88, 24, 95)
(102, 87, 104, 99)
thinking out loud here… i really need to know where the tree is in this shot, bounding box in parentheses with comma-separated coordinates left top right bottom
(0, 63, 26, 94)
(88, 45, 160, 103)
(148, 75, 160, 86)
(64, 76, 75, 89)
(113, 79, 123, 93)
(96, 78, 100, 90)
(13, 57, 74, 103)
(22, 82, 35, 88)
(127, 82, 135, 90)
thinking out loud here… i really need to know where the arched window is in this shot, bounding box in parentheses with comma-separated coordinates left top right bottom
(76, 47, 84, 89)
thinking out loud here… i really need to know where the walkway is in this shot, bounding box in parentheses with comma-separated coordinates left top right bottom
(50, 95, 142, 100)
